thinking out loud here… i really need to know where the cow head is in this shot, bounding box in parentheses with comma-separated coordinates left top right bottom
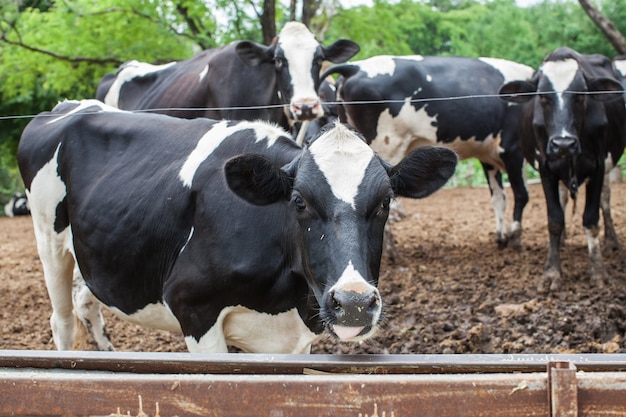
(225, 122, 457, 342)
(500, 47, 623, 194)
(236, 22, 359, 123)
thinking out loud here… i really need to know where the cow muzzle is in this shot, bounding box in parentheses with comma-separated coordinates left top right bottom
(325, 282, 381, 341)
(290, 98, 323, 121)
(547, 135, 580, 160)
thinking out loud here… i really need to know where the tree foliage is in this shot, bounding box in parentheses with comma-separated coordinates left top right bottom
(1, 0, 626, 203)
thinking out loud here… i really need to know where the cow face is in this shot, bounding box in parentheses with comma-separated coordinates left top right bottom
(236, 22, 359, 123)
(225, 122, 457, 342)
(500, 51, 623, 192)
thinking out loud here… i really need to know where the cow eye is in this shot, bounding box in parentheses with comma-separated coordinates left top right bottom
(275, 57, 285, 70)
(376, 195, 392, 216)
(292, 195, 306, 212)
(382, 195, 391, 210)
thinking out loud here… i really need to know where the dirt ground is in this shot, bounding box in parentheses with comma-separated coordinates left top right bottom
(1, 181, 626, 354)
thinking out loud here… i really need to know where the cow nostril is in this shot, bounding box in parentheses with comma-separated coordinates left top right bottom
(548, 137, 578, 157)
(367, 293, 379, 314)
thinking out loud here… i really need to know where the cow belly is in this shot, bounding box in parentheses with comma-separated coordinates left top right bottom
(106, 302, 182, 333)
(446, 134, 506, 171)
(186, 306, 320, 354)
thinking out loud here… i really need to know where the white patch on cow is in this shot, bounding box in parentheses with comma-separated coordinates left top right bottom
(27, 144, 76, 350)
(354, 55, 424, 78)
(107, 302, 181, 333)
(104, 60, 177, 107)
(28, 144, 67, 229)
(371, 97, 505, 170)
(541, 58, 579, 110)
(308, 122, 374, 209)
(278, 22, 320, 105)
(426, 74, 433, 82)
(198, 64, 209, 82)
(479, 57, 534, 83)
(179, 227, 194, 255)
(371, 98, 438, 164)
(487, 168, 507, 240)
(179, 121, 285, 188)
(185, 306, 319, 353)
(614, 59, 626, 77)
(47, 99, 120, 124)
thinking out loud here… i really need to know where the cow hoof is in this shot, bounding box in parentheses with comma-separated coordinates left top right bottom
(590, 271, 608, 288)
(603, 237, 621, 253)
(496, 234, 508, 249)
(507, 230, 523, 252)
(538, 269, 561, 294)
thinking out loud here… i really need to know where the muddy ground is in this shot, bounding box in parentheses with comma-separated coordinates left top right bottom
(1, 181, 625, 354)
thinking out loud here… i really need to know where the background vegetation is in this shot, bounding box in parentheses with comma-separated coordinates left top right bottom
(1, 0, 625, 203)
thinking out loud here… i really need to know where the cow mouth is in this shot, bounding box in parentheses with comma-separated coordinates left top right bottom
(546, 156, 579, 197)
(329, 324, 373, 341)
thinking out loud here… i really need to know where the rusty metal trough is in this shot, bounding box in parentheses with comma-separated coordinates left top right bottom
(1, 351, 626, 416)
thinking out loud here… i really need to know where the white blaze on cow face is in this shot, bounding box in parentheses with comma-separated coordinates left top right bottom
(103, 60, 177, 107)
(278, 22, 322, 117)
(179, 120, 286, 188)
(308, 123, 374, 209)
(540, 58, 579, 110)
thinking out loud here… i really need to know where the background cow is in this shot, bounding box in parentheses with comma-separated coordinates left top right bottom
(500, 47, 626, 293)
(18, 100, 457, 353)
(3, 193, 30, 217)
(96, 22, 360, 131)
(321, 55, 534, 250)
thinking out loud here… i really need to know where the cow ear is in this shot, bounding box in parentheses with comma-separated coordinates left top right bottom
(586, 77, 624, 102)
(499, 80, 536, 103)
(225, 154, 293, 205)
(236, 41, 274, 67)
(322, 39, 360, 63)
(388, 146, 458, 199)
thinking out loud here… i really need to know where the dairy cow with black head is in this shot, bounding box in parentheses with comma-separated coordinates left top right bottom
(18, 100, 457, 353)
(500, 47, 626, 293)
(96, 22, 360, 131)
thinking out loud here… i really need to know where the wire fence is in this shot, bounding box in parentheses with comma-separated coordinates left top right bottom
(1, 89, 623, 122)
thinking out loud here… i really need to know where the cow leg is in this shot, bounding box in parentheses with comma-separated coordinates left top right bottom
(539, 173, 565, 293)
(72, 268, 114, 351)
(34, 230, 75, 350)
(601, 159, 621, 252)
(558, 182, 569, 245)
(500, 155, 529, 251)
(583, 171, 608, 287)
(481, 163, 507, 248)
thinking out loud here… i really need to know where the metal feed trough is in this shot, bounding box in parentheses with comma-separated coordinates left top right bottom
(1, 351, 626, 416)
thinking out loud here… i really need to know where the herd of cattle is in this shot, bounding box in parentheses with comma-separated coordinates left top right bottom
(11, 21, 626, 353)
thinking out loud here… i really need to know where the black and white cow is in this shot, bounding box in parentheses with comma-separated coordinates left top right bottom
(96, 22, 360, 131)
(3, 193, 30, 217)
(500, 47, 626, 293)
(321, 56, 534, 249)
(18, 100, 457, 353)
